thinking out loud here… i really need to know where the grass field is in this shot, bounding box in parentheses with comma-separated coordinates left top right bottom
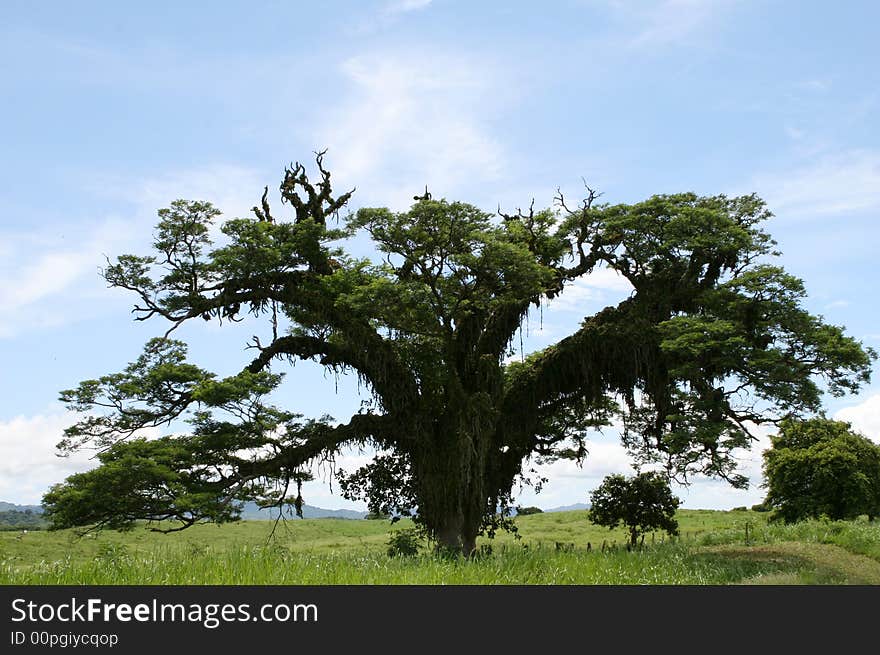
(2, 509, 879, 584)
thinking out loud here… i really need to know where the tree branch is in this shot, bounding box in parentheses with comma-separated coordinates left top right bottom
(246, 333, 419, 415)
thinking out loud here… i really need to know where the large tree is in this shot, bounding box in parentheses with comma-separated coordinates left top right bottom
(762, 417, 880, 522)
(44, 153, 875, 555)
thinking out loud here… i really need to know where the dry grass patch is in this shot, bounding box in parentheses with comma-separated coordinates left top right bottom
(702, 542, 880, 585)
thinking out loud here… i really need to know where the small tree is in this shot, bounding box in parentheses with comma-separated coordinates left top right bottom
(589, 472, 680, 547)
(762, 417, 880, 523)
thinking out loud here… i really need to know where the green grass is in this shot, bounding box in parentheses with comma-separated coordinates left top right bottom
(2, 510, 878, 585)
(486, 507, 762, 549)
(1, 543, 801, 585)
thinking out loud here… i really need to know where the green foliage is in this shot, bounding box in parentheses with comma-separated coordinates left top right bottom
(44, 436, 244, 532)
(47, 369, 318, 532)
(515, 506, 544, 516)
(762, 418, 880, 523)
(43, 154, 875, 556)
(338, 453, 416, 524)
(386, 528, 423, 558)
(589, 472, 680, 546)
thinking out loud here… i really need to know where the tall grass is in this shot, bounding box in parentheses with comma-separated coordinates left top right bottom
(0, 542, 803, 585)
(695, 517, 880, 560)
(3, 511, 877, 585)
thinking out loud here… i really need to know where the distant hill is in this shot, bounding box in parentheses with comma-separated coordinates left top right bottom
(544, 503, 590, 513)
(0, 502, 48, 530)
(0, 502, 43, 513)
(237, 501, 367, 520)
(0, 500, 595, 519)
(0, 500, 368, 523)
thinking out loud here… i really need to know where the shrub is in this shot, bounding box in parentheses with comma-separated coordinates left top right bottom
(386, 528, 422, 557)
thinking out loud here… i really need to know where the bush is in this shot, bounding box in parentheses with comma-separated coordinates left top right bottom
(515, 506, 543, 516)
(386, 528, 421, 557)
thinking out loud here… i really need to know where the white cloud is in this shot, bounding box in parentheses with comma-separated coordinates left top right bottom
(516, 417, 776, 510)
(545, 441, 635, 479)
(835, 393, 880, 443)
(581, 267, 634, 294)
(730, 421, 774, 485)
(0, 251, 94, 325)
(752, 149, 880, 219)
(673, 478, 765, 510)
(545, 267, 633, 313)
(315, 52, 506, 210)
(0, 221, 132, 338)
(511, 439, 635, 509)
(0, 412, 95, 505)
(0, 164, 270, 339)
(546, 281, 600, 312)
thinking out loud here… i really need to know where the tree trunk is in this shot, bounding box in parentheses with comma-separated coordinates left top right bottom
(436, 523, 464, 555)
(462, 533, 477, 557)
(420, 466, 485, 557)
(434, 522, 478, 557)
(414, 405, 492, 558)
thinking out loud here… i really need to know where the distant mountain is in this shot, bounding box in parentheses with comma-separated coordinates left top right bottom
(0, 500, 368, 521)
(3, 499, 594, 521)
(544, 503, 590, 513)
(237, 501, 367, 520)
(0, 502, 44, 513)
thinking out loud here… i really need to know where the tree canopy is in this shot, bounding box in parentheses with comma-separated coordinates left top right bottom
(43, 152, 876, 555)
(588, 472, 680, 547)
(762, 417, 880, 522)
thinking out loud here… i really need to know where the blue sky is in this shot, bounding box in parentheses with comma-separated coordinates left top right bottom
(1, 0, 879, 511)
